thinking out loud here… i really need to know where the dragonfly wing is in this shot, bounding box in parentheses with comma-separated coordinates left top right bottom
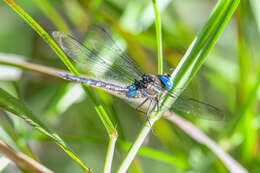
(53, 26, 144, 84)
(83, 26, 144, 79)
(169, 96, 224, 120)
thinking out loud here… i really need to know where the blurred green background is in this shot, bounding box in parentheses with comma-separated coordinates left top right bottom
(0, 0, 259, 172)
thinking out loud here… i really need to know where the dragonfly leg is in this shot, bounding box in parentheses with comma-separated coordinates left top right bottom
(156, 96, 160, 112)
(136, 97, 149, 112)
(146, 99, 157, 135)
(146, 99, 154, 127)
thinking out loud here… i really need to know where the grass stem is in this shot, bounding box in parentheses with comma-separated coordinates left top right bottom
(152, 0, 163, 74)
(103, 134, 118, 173)
(117, 0, 240, 172)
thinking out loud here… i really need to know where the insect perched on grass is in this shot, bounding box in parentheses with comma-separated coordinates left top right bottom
(53, 26, 223, 121)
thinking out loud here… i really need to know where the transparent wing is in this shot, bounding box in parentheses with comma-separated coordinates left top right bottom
(169, 96, 224, 120)
(52, 26, 144, 84)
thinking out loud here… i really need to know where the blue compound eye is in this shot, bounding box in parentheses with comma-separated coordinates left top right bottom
(159, 75, 173, 91)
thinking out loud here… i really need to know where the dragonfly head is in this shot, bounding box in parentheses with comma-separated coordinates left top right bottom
(158, 74, 173, 91)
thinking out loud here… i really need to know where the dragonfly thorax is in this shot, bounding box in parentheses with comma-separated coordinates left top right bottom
(126, 74, 172, 98)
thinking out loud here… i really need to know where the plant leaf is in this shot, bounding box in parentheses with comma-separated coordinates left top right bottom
(0, 87, 92, 173)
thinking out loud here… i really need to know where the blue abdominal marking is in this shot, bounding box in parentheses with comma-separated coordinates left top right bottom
(126, 85, 138, 98)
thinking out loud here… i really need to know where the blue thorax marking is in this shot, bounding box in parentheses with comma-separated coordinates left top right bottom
(158, 75, 173, 91)
(135, 80, 146, 89)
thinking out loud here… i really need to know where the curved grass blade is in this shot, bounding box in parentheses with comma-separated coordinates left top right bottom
(164, 111, 248, 173)
(32, 133, 188, 170)
(3, 0, 117, 133)
(0, 140, 54, 173)
(0, 54, 61, 78)
(95, 105, 118, 173)
(0, 88, 92, 173)
(3, 1, 118, 172)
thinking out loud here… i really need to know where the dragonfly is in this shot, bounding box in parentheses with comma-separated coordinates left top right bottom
(53, 26, 223, 120)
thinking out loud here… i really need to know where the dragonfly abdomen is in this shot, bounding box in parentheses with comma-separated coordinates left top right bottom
(58, 73, 126, 92)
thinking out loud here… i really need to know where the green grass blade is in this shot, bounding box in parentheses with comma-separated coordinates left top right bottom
(33, 133, 186, 169)
(117, 0, 240, 172)
(95, 105, 118, 173)
(95, 105, 117, 136)
(4, 0, 118, 171)
(3, 0, 116, 137)
(103, 134, 118, 173)
(159, 0, 239, 112)
(1, 54, 119, 172)
(152, 0, 163, 74)
(169, 0, 239, 91)
(0, 87, 92, 173)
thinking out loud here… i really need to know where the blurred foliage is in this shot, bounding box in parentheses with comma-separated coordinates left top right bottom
(0, 0, 259, 172)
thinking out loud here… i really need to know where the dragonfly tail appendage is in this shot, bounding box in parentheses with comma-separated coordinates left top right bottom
(58, 72, 127, 92)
